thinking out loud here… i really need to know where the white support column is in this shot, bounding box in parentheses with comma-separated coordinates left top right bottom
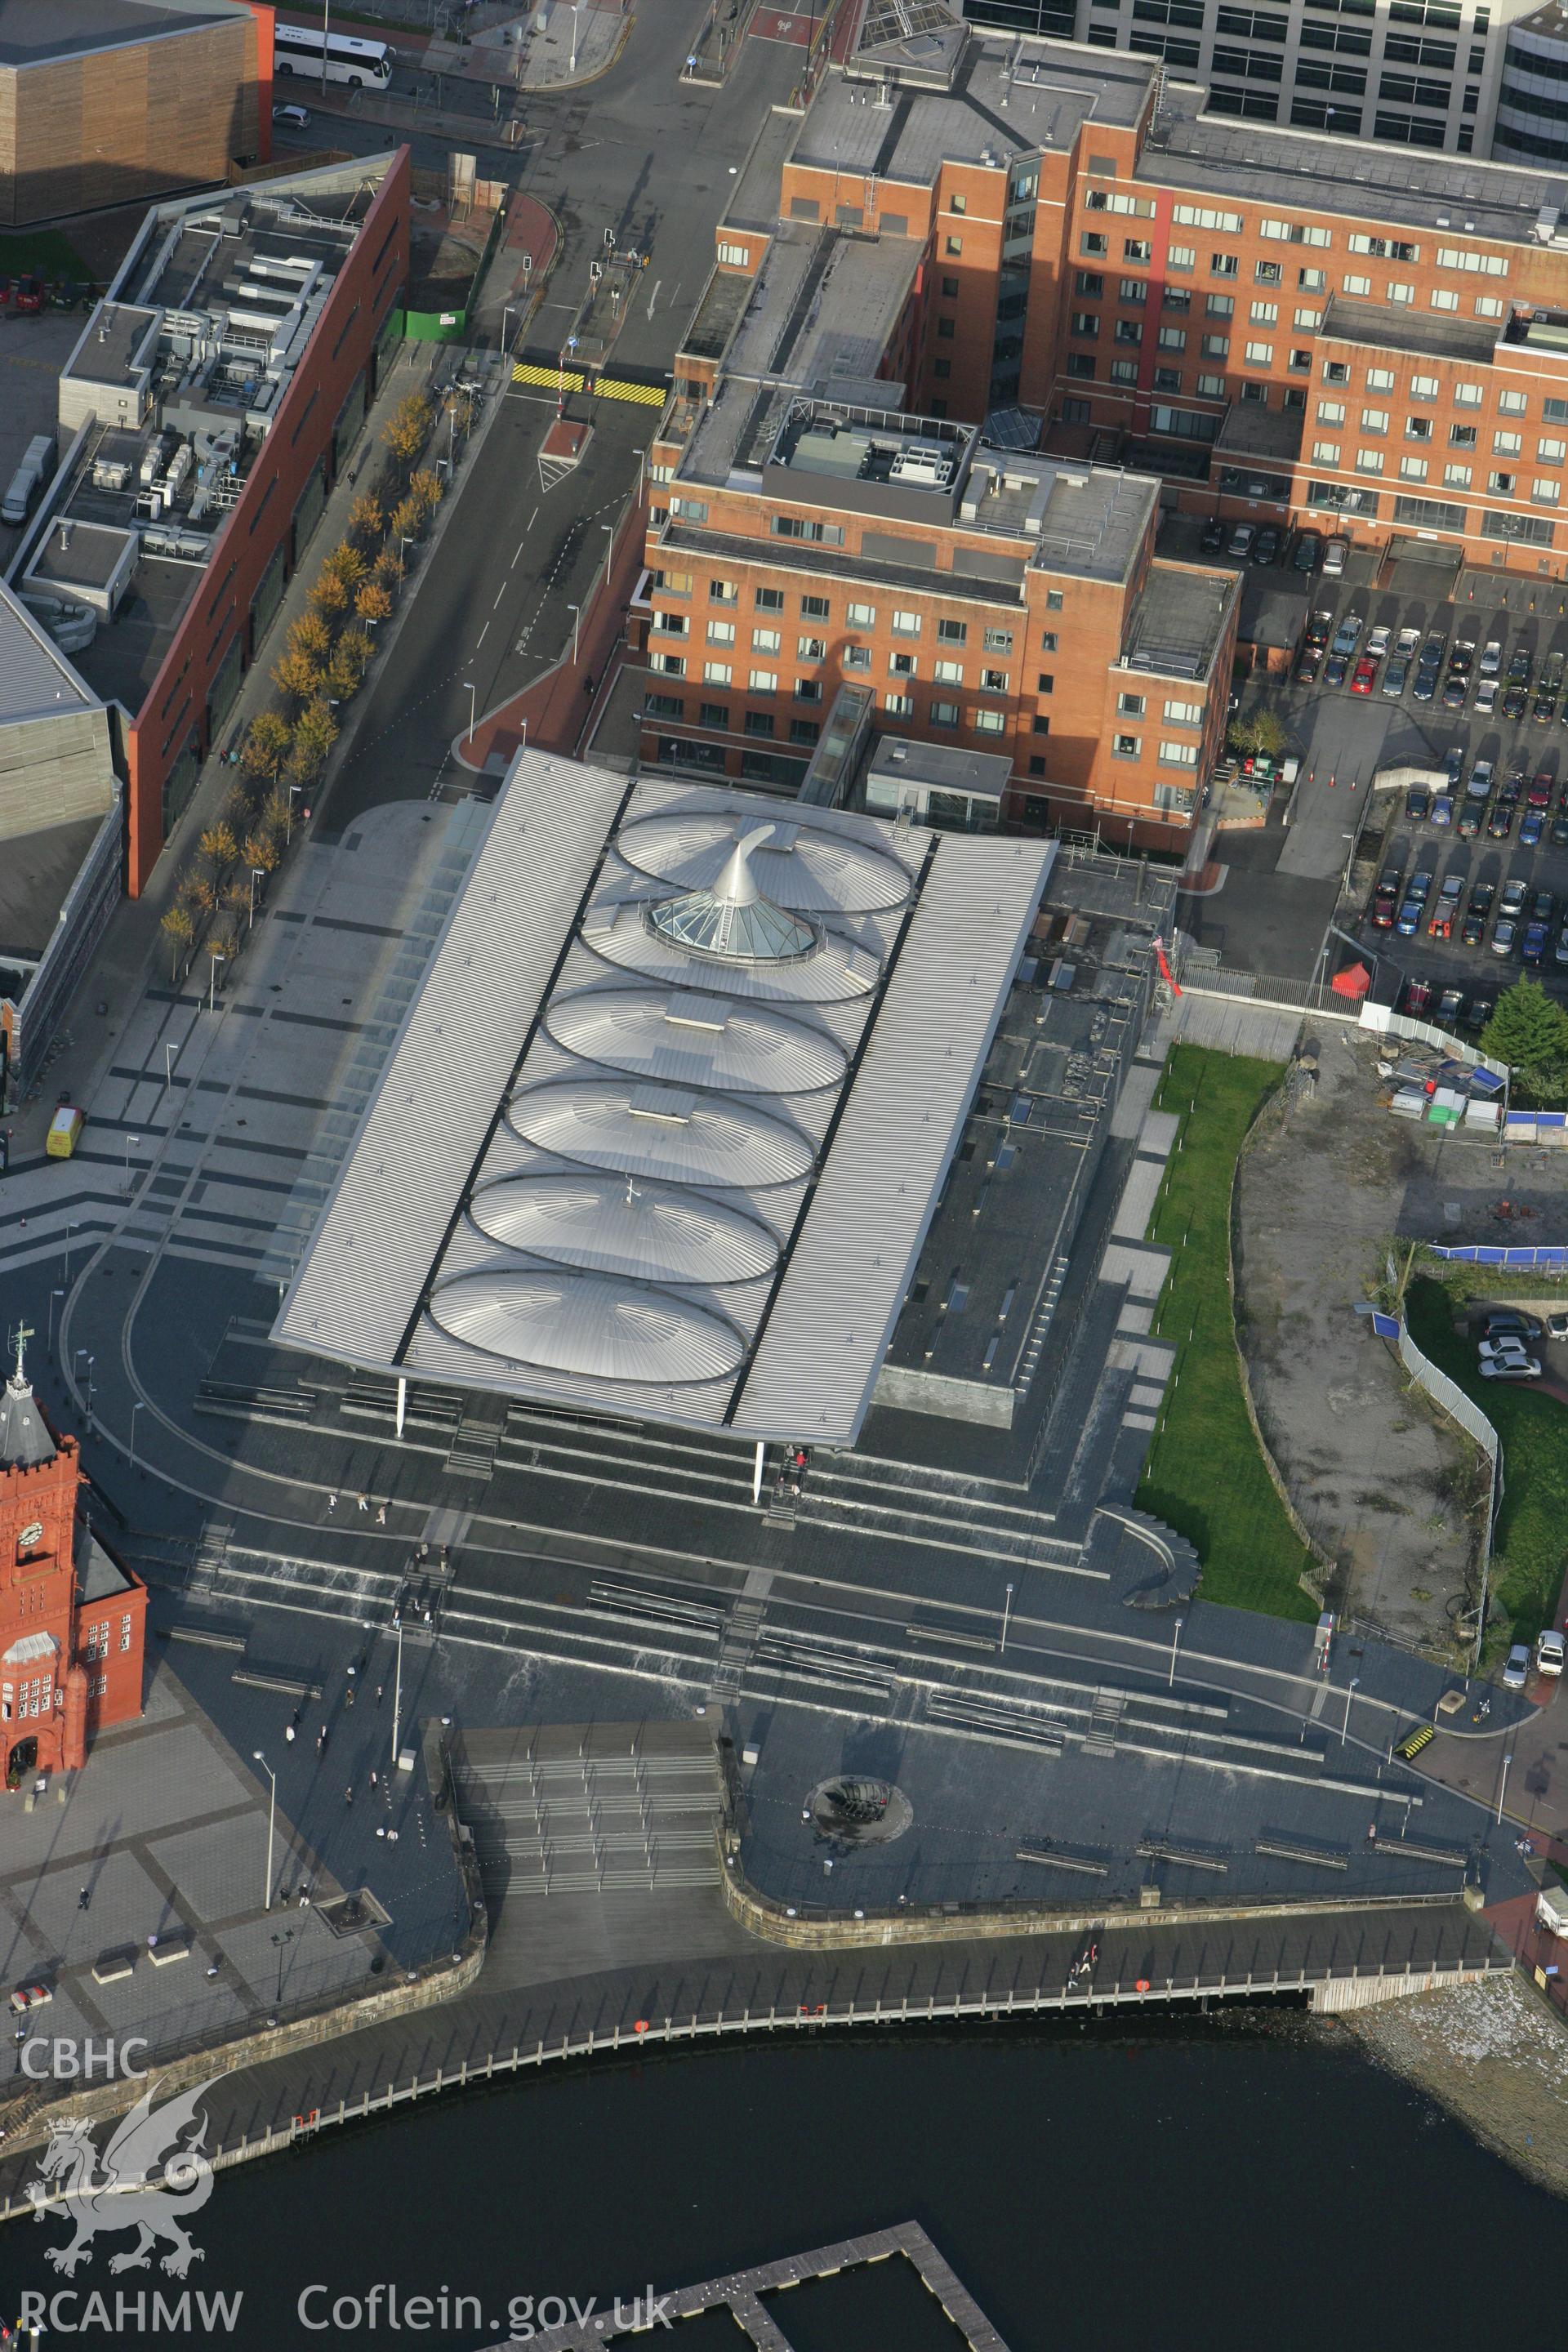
(395, 1376, 407, 1438)
(752, 1441, 766, 1505)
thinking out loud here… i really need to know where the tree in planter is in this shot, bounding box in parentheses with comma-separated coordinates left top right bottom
(261, 786, 294, 844)
(373, 546, 403, 591)
(199, 822, 238, 875)
(221, 780, 254, 833)
(323, 541, 368, 592)
(159, 902, 194, 982)
(186, 871, 217, 920)
(222, 875, 253, 927)
(243, 831, 278, 880)
(289, 698, 340, 784)
(241, 710, 292, 786)
(1227, 708, 1288, 764)
(381, 391, 433, 474)
(208, 929, 240, 986)
(308, 568, 351, 624)
(287, 612, 333, 666)
(1481, 978, 1568, 1102)
(348, 492, 384, 547)
(408, 469, 443, 523)
(272, 648, 324, 706)
(356, 581, 393, 627)
(390, 496, 421, 547)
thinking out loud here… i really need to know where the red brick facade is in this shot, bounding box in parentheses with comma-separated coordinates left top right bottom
(1, 1370, 146, 1787)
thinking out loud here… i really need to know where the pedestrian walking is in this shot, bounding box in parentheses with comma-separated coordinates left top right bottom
(345, 1784, 354, 1806)
(285, 1724, 296, 1743)
(376, 1503, 387, 1526)
(78, 1887, 90, 1912)
(369, 1770, 378, 1789)
(376, 1683, 384, 1704)
(327, 1493, 337, 1513)
(345, 1684, 355, 1709)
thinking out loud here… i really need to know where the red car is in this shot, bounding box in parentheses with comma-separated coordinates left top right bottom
(1529, 771, 1554, 808)
(1428, 904, 1453, 940)
(1350, 655, 1379, 696)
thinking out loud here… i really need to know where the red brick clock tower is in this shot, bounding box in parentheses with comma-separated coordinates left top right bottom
(0, 1329, 146, 1788)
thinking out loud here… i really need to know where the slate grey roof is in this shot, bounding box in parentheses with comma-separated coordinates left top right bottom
(0, 580, 96, 728)
(0, 1368, 57, 1470)
(274, 751, 1054, 1446)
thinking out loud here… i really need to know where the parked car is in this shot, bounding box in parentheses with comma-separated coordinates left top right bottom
(1534, 887, 1556, 924)
(1296, 645, 1324, 685)
(1529, 772, 1554, 807)
(1396, 625, 1422, 656)
(272, 101, 312, 128)
(1200, 517, 1227, 553)
(1383, 655, 1410, 697)
(1458, 800, 1483, 840)
(1372, 869, 1401, 927)
(1483, 1307, 1541, 1338)
(1503, 682, 1530, 720)
(1479, 639, 1503, 676)
(1524, 918, 1549, 963)
(1251, 526, 1281, 565)
(1351, 655, 1379, 696)
(1291, 528, 1321, 570)
(1323, 535, 1350, 577)
(1227, 523, 1257, 558)
(1488, 801, 1515, 840)
(1405, 786, 1431, 821)
(1484, 1357, 1541, 1382)
(1555, 920, 1568, 966)
(1468, 880, 1497, 924)
(1396, 895, 1425, 937)
(1410, 870, 1433, 902)
(1474, 678, 1499, 718)
(1508, 644, 1534, 685)
(1481, 1336, 1538, 1361)
(1413, 663, 1439, 704)
(1430, 793, 1454, 828)
(1501, 770, 1526, 805)
(1446, 746, 1463, 790)
(1491, 915, 1519, 955)
(1428, 899, 1454, 940)
(1537, 1630, 1566, 1676)
(1522, 808, 1545, 848)
(1467, 760, 1495, 800)
(1535, 687, 1558, 723)
(1462, 993, 1495, 1032)
(1325, 653, 1349, 687)
(1460, 899, 1488, 946)
(1331, 615, 1364, 659)
(1503, 1641, 1534, 1684)
(1367, 624, 1392, 659)
(1401, 977, 1432, 1015)
(1552, 816, 1568, 850)
(1305, 610, 1334, 649)
(1437, 985, 1466, 1026)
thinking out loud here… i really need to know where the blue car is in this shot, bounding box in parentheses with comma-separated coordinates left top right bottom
(1524, 920, 1549, 964)
(1396, 896, 1423, 936)
(1431, 794, 1454, 827)
(1522, 808, 1545, 848)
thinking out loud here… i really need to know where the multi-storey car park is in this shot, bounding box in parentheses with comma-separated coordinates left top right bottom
(632, 0, 1568, 844)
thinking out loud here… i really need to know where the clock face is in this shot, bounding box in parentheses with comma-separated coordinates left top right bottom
(17, 1521, 43, 1552)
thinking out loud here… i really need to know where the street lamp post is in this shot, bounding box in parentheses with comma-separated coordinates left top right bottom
(1169, 1615, 1184, 1688)
(122, 1134, 140, 1198)
(47, 1288, 65, 1360)
(208, 952, 225, 1013)
(392, 1619, 405, 1766)
(1498, 1749, 1514, 1825)
(1000, 1581, 1014, 1654)
(1343, 1674, 1360, 1746)
(164, 1039, 177, 1094)
(253, 1750, 277, 1908)
(464, 679, 476, 747)
(129, 1398, 145, 1470)
(249, 867, 266, 929)
(568, 602, 581, 665)
(600, 517, 615, 584)
(502, 304, 515, 355)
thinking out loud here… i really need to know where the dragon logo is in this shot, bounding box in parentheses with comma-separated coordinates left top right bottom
(27, 2077, 217, 2276)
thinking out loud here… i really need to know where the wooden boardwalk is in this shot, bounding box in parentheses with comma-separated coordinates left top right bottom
(481, 2220, 1010, 2351)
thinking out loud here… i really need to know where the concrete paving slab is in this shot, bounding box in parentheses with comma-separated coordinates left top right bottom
(1099, 1242, 1169, 1296)
(1138, 1108, 1181, 1158)
(1108, 1059, 1159, 1139)
(1110, 1156, 1167, 1242)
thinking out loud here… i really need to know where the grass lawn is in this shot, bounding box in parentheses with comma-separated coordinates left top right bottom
(0, 229, 91, 284)
(1134, 1045, 1319, 1621)
(1405, 1276, 1565, 1644)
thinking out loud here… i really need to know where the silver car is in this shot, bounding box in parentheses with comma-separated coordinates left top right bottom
(1503, 1642, 1531, 1687)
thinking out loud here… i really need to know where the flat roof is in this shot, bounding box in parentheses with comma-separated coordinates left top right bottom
(1317, 296, 1500, 366)
(0, 814, 107, 962)
(275, 751, 1052, 1448)
(62, 304, 161, 392)
(1141, 83, 1568, 248)
(866, 735, 1013, 799)
(1123, 562, 1235, 683)
(0, 0, 242, 68)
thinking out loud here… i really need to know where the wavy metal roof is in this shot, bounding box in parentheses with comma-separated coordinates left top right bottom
(274, 754, 1054, 1446)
